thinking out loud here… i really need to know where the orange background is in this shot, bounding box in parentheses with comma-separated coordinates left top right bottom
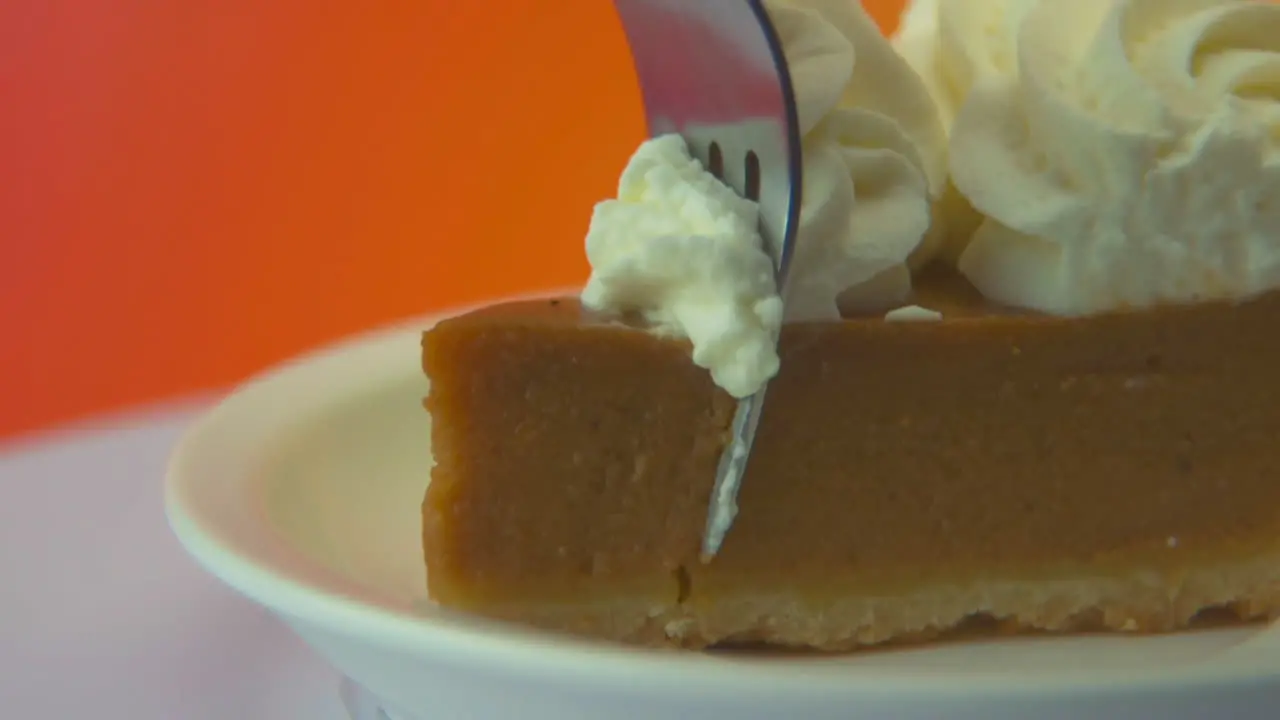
(1, 0, 905, 439)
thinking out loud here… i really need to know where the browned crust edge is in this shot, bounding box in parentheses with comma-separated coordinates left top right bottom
(458, 555, 1280, 651)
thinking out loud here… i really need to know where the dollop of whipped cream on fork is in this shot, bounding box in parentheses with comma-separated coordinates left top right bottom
(581, 135, 783, 398)
(581, 0, 947, 397)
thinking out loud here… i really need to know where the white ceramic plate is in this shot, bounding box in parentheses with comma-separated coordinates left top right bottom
(166, 295, 1280, 720)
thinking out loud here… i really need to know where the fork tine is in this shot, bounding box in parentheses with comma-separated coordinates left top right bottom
(611, 0, 803, 560)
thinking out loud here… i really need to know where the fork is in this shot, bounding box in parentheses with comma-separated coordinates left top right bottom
(610, 0, 803, 561)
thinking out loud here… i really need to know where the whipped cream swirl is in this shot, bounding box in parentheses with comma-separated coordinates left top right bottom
(769, 0, 947, 318)
(918, 0, 1280, 315)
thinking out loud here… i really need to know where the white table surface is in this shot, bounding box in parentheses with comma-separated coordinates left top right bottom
(0, 401, 349, 719)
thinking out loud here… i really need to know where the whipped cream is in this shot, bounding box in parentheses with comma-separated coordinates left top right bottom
(581, 135, 783, 399)
(891, 0, 952, 124)
(769, 0, 947, 318)
(885, 304, 943, 322)
(582, 0, 947, 397)
(890, 0, 1008, 264)
(892, 0, 1034, 131)
(914, 0, 1280, 315)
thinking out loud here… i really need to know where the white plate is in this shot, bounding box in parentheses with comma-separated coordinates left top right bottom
(165, 296, 1280, 720)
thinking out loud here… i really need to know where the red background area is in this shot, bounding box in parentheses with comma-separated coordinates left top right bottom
(0, 0, 906, 438)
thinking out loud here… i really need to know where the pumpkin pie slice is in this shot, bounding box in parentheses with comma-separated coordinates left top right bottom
(420, 268, 1280, 650)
